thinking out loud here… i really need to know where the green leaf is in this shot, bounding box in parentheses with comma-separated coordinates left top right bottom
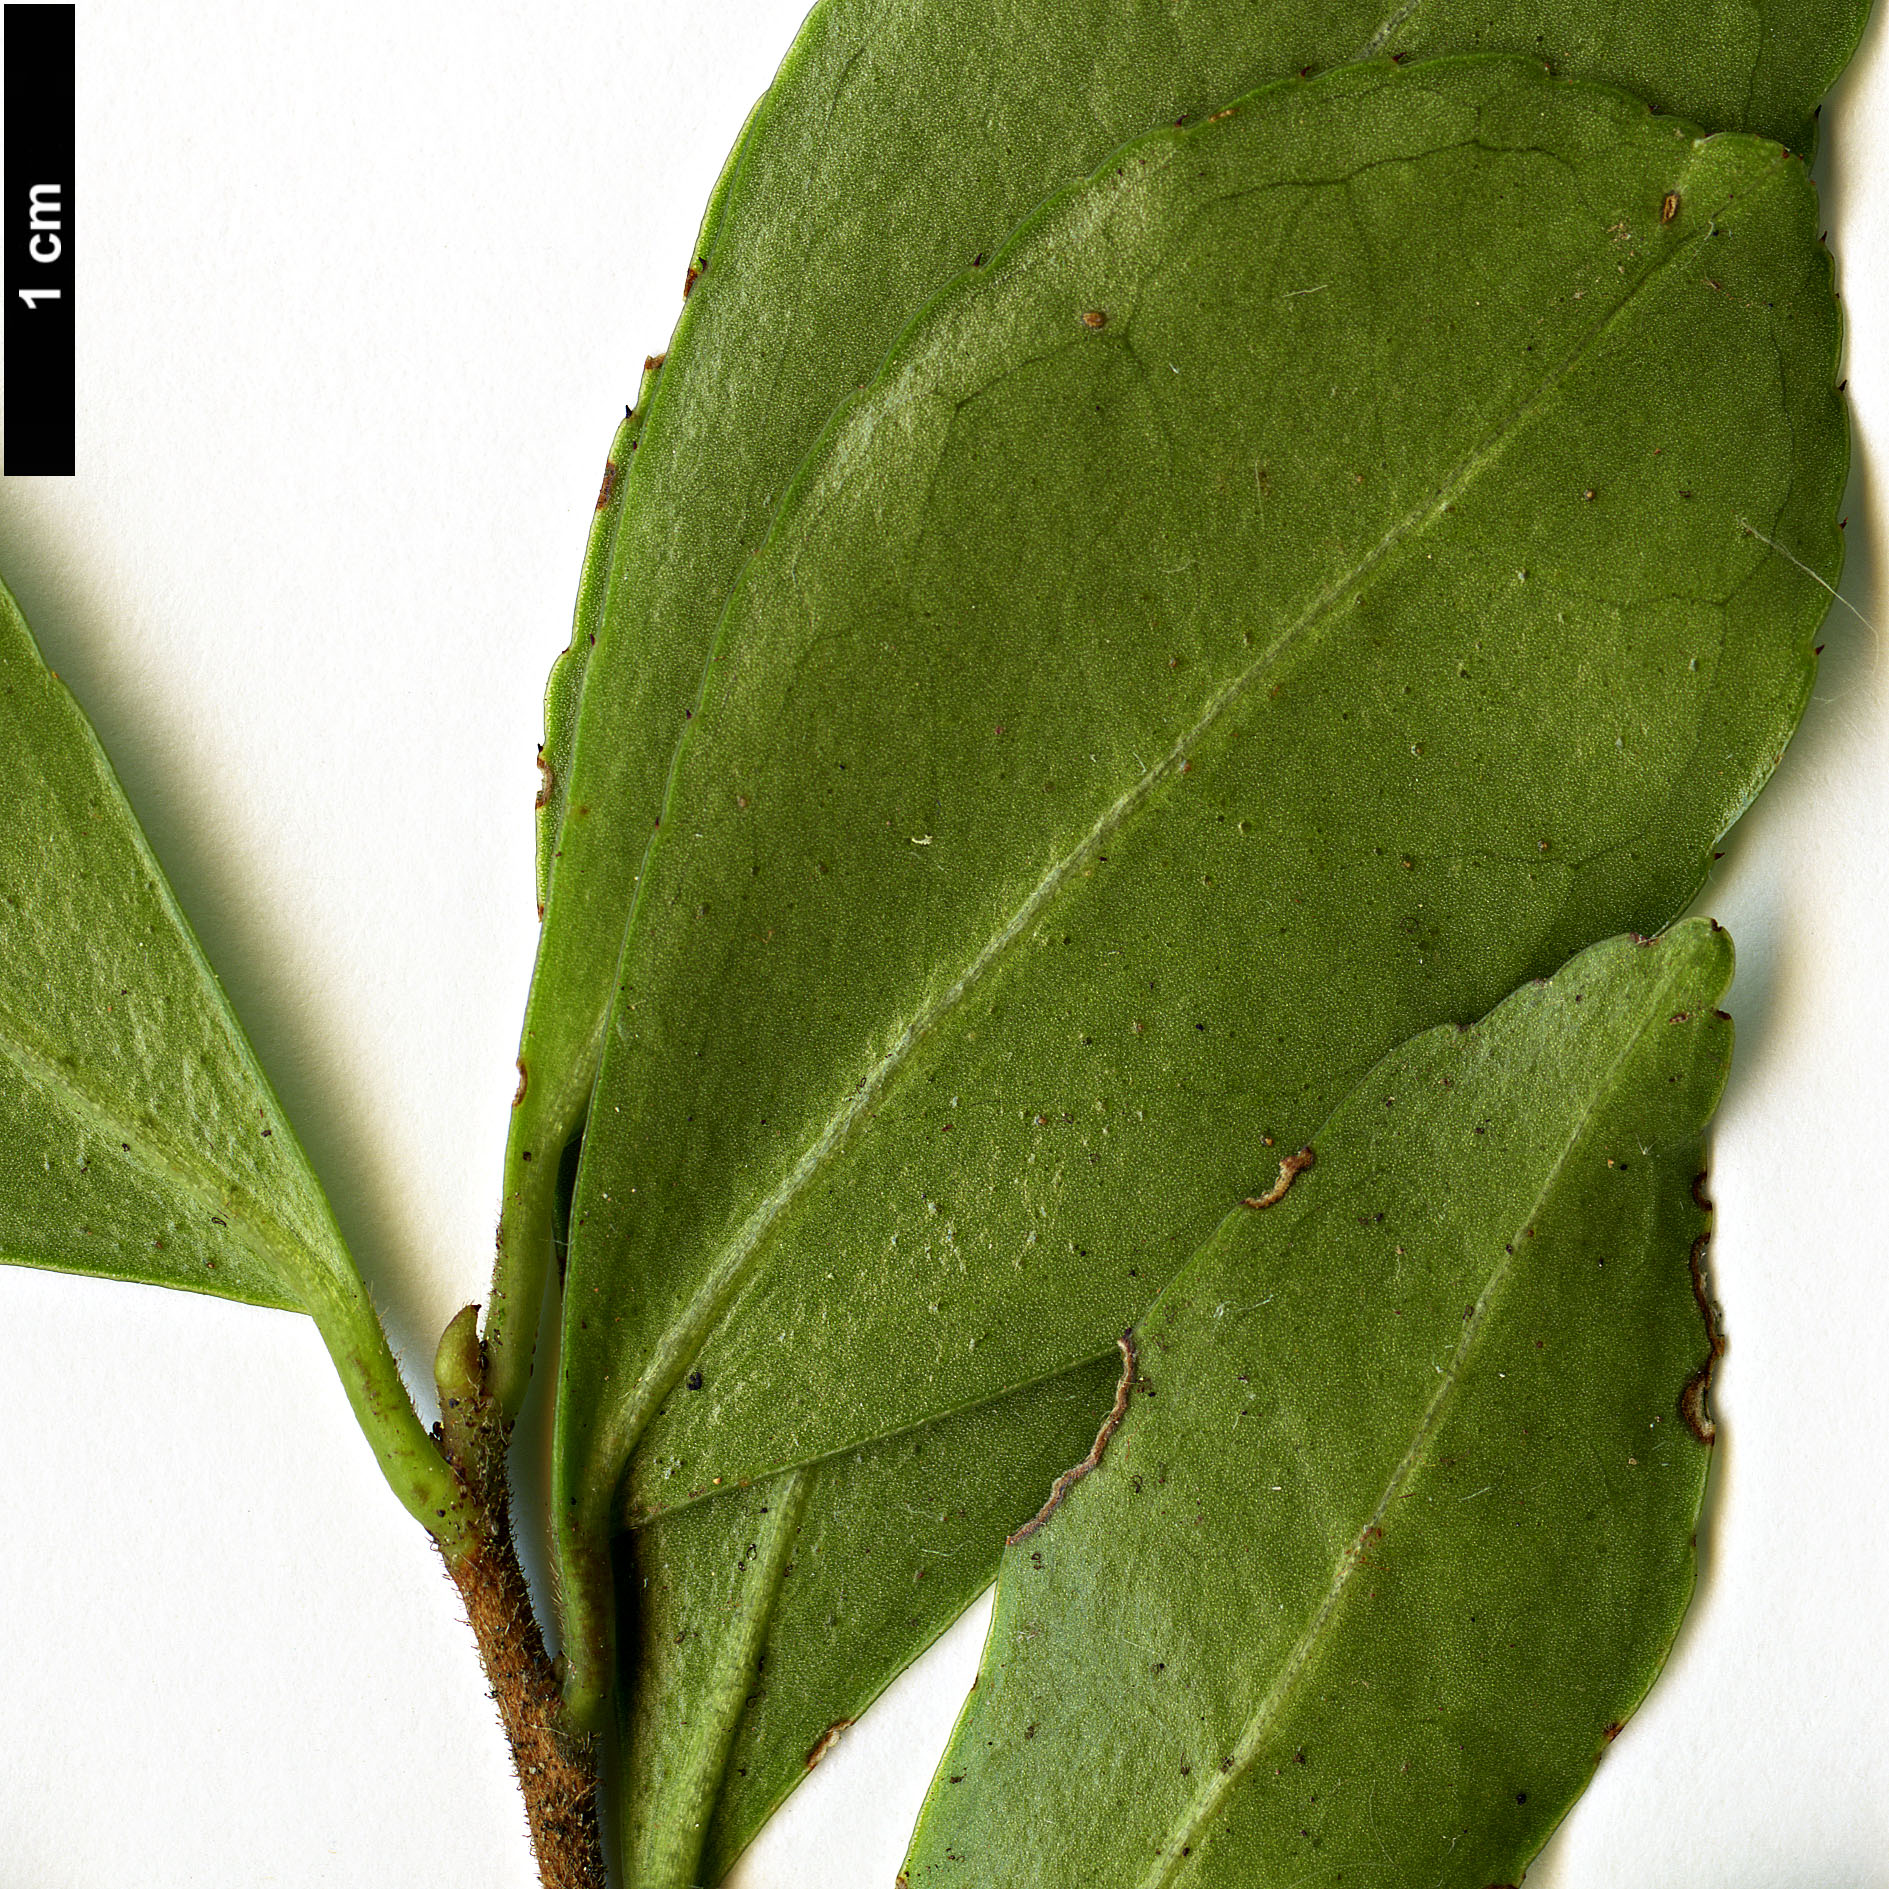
(550, 55, 1840, 1720)
(490, 0, 1870, 1411)
(0, 576, 467, 1544)
(901, 921, 1732, 1887)
(616, 1357, 1119, 1886)
(581, 4, 1861, 1839)
(534, 91, 767, 915)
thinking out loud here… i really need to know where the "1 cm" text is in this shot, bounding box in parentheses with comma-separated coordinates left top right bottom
(19, 183, 61, 308)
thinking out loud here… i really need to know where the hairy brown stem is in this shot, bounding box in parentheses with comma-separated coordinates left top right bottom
(435, 1304, 604, 1888)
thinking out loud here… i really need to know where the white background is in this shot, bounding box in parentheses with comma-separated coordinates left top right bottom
(0, 3, 1882, 1883)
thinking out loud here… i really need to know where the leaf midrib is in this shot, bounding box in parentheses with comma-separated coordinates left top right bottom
(634, 1465, 813, 1886)
(1132, 976, 1678, 1888)
(593, 149, 1778, 1485)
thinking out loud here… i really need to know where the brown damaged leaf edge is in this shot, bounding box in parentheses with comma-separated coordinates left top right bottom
(1008, 1334, 1139, 1546)
(804, 1717, 854, 1771)
(1681, 1169, 1728, 1444)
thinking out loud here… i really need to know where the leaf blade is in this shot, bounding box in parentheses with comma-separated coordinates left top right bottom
(495, 0, 1870, 1410)
(560, 56, 1836, 1567)
(903, 922, 1732, 1887)
(585, 7, 1843, 1813)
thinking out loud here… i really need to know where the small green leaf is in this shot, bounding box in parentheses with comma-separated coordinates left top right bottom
(0, 578, 467, 1545)
(550, 57, 1839, 1718)
(903, 921, 1732, 1887)
(492, 0, 1870, 1412)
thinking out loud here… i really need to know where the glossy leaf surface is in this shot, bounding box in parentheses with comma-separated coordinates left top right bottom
(905, 922, 1732, 1888)
(552, 58, 1839, 1718)
(494, 0, 1870, 1403)
(0, 577, 465, 1540)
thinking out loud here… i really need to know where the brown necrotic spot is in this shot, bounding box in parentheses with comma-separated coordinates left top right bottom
(1243, 1145, 1315, 1210)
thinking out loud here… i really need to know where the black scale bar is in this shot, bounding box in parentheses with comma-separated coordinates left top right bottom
(4, 4, 74, 476)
